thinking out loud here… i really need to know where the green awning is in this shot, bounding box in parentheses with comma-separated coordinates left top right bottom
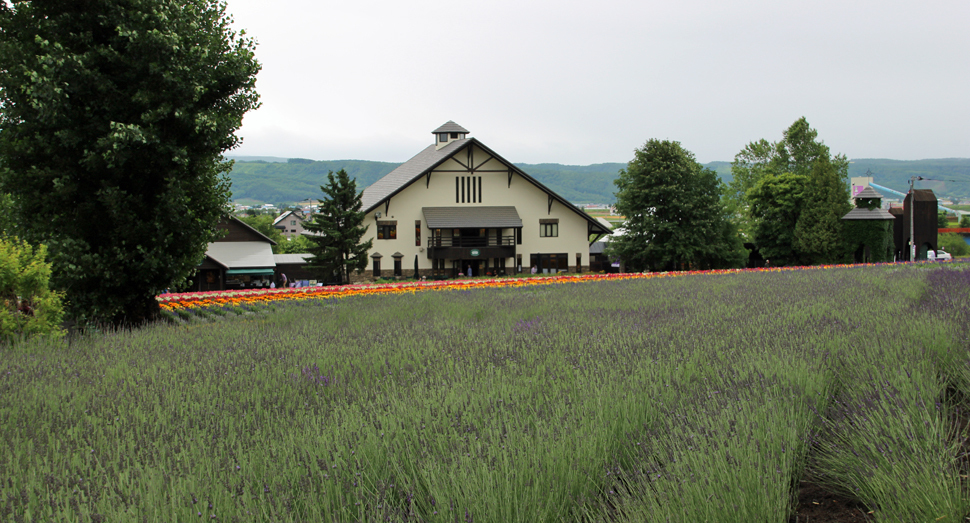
(226, 268, 275, 276)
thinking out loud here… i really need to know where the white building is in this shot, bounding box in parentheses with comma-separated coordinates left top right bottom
(356, 121, 611, 280)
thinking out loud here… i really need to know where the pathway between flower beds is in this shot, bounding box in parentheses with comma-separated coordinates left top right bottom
(157, 261, 947, 312)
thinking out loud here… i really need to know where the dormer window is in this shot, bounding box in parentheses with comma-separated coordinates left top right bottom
(450, 132, 458, 139)
(438, 133, 448, 143)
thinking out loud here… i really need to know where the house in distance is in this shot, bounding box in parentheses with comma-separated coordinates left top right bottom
(355, 121, 612, 281)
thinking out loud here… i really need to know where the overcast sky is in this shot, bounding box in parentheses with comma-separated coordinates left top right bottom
(225, 0, 969, 165)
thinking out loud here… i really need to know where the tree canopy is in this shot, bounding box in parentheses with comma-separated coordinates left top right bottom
(0, 0, 260, 324)
(303, 170, 372, 284)
(733, 118, 851, 265)
(609, 139, 744, 272)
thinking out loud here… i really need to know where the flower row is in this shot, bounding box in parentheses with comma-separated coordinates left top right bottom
(157, 261, 943, 312)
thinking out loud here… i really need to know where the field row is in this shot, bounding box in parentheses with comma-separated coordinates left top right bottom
(2, 262, 969, 522)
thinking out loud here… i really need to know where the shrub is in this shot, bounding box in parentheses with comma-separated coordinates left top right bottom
(0, 237, 64, 343)
(938, 233, 969, 256)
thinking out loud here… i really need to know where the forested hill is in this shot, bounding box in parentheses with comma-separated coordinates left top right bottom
(226, 157, 970, 205)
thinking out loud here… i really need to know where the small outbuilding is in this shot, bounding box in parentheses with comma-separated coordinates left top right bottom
(841, 186, 895, 263)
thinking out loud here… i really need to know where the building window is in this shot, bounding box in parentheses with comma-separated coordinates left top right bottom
(372, 255, 382, 278)
(439, 133, 449, 143)
(456, 176, 483, 203)
(376, 221, 397, 240)
(290, 220, 296, 226)
(531, 253, 568, 274)
(415, 220, 421, 246)
(539, 220, 559, 237)
(394, 259, 402, 277)
(450, 132, 458, 139)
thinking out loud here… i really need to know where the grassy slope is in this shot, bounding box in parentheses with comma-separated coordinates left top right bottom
(227, 157, 970, 206)
(3, 263, 969, 522)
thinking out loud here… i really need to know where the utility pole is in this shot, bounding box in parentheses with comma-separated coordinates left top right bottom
(909, 176, 924, 261)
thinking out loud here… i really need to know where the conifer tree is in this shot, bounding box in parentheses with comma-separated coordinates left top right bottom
(303, 170, 372, 284)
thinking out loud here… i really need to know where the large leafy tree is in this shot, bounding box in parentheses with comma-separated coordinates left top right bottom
(303, 170, 372, 284)
(733, 118, 851, 265)
(609, 139, 744, 272)
(0, 0, 260, 325)
(793, 157, 852, 264)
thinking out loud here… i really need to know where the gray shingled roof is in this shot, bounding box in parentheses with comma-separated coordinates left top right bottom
(423, 206, 523, 228)
(842, 207, 896, 220)
(361, 139, 468, 211)
(359, 136, 611, 236)
(853, 186, 885, 200)
(433, 121, 469, 134)
(273, 253, 311, 264)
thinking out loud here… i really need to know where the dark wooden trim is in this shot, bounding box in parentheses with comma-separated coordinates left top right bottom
(384, 200, 390, 216)
(426, 171, 432, 188)
(548, 195, 554, 214)
(376, 220, 397, 226)
(473, 155, 493, 171)
(539, 218, 559, 224)
(508, 169, 513, 188)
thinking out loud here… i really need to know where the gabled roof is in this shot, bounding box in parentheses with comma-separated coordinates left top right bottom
(433, 121, 469, 134)
(206, 242, 276, 268)
(361, 139, 468, 210)
(911, 189, 937, 202)
(272, 210, 303, 226)
(274, 253, 311, 264)
(853, 186, 884, 200)
(227, 215, 278, 245)
(842, 207, 896, 220)
(360, 137, 611, 236)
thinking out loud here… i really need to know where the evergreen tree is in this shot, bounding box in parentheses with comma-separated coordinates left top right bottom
(793, 157, 852, 264)
(303, 170, 372, 284)
(0, 0, 260, 325)
(609, 139, 744, 271)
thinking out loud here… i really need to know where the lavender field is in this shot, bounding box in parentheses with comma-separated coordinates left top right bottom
(2, 263, 970, 522)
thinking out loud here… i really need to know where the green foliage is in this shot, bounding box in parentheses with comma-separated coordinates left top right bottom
(736, 118, 851, 265)
(847, 158, 970, 200)
(793, 157, 853, 264)
(748, 172, 808, 265)
(938, 233, 970, 256)
(959, 215, 970, 228)
(237, 214, 284, 245)
(0, 237, 64, 344)
(610, 139, 744, 271)
(843, 220, 895, 262)
(275, 234, 314, 254)
(938, 211, 951, 229)
(228, 159, 399, 204)
(0, 0, 260, 325)
(303, 170, 373, 284)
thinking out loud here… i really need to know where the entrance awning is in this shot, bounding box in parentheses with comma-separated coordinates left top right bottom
(422, 206, 523, 229)
(226, 268, 276, 276)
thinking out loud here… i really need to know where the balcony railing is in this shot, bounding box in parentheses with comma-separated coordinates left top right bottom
(427, 236, 515, 248)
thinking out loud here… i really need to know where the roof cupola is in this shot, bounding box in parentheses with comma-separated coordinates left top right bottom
(433, 121, 469, 149)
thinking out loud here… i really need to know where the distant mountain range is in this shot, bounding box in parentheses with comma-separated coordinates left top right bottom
(226, 156, 970, 205)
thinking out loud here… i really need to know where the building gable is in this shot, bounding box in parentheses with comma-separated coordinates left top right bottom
(362, 136, 609, 236)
